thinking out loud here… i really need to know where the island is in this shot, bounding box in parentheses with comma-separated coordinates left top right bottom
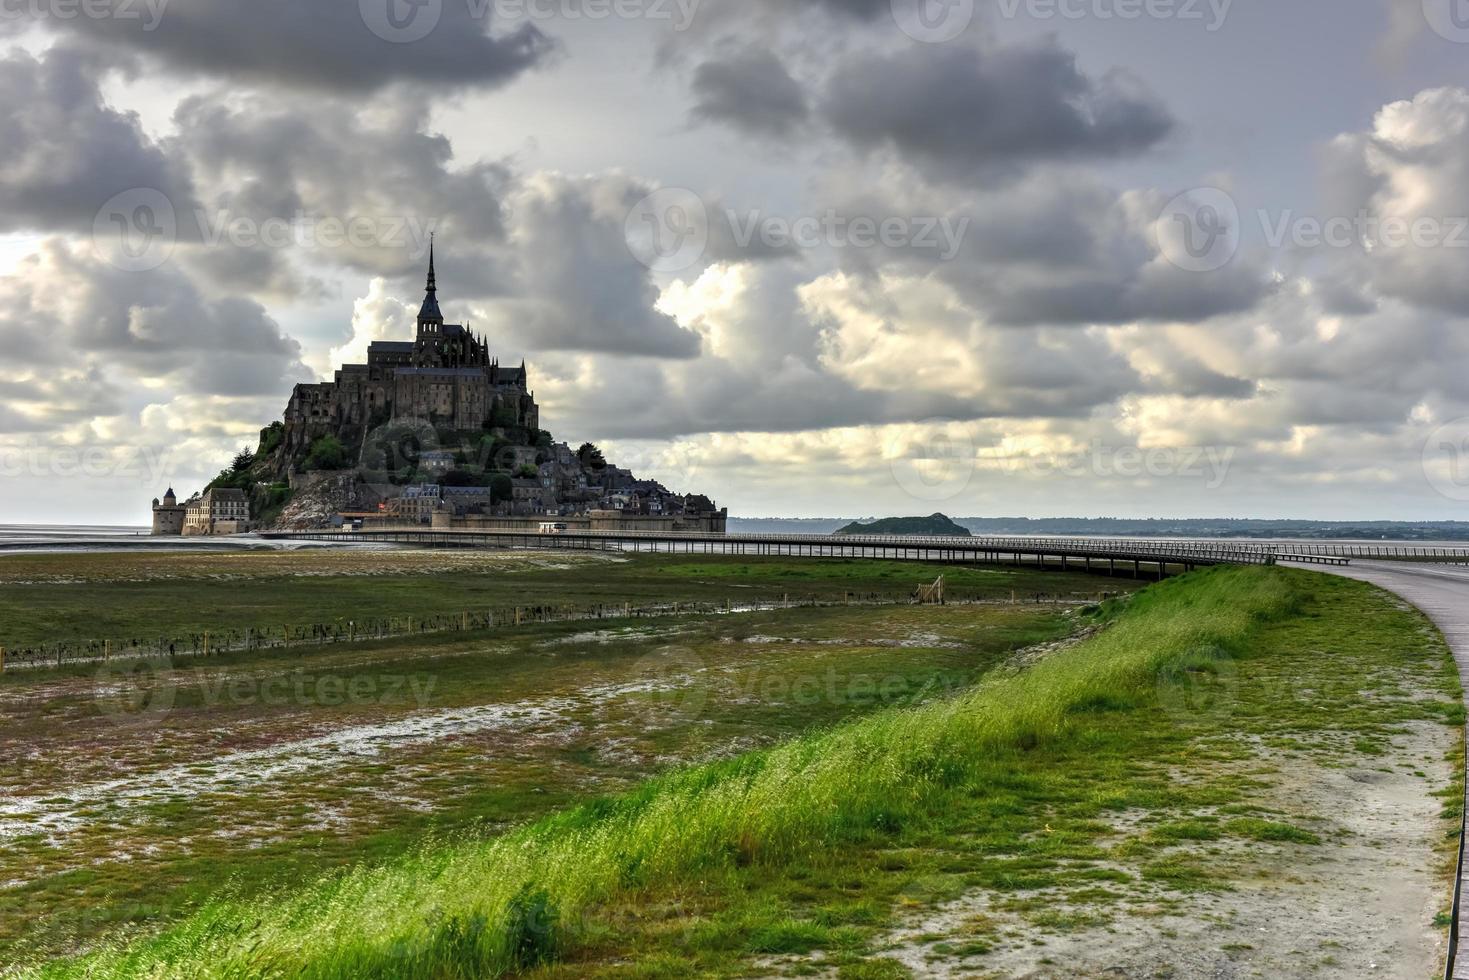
(834, 514, 972, 537)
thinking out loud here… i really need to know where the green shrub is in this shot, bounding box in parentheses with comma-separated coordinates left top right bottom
(303, 436, 348, 472)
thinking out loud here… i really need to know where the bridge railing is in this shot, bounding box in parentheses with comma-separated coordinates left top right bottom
(274, 528, 1282, 565)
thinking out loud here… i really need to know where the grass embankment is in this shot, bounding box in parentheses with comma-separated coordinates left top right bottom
(0, 601, 1070, 964)
(34, 566, 1311, 979)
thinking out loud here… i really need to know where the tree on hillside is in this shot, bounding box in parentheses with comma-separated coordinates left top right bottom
(302, 435, 348, 472)
(577, 443, 607, 471)
(231, 448, 256, 473)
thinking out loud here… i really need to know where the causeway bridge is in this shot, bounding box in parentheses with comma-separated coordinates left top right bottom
(257, 527, 1469, 577)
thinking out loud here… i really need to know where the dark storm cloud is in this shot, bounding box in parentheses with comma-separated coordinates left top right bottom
(489, 174, 703, 359)
(0, 46, 193, 233)
(822, 41, 1174, 183)
(975, 266, 1270, 327)
(690, 48, 809, 138)
(1137, 359, 1256, 400)
(159, 90, 514, 297)
(741, 0, 890, 21)
(40, 0, 554, 93)
(0, 241, 311, 398)
(830, 177, 1272, 327)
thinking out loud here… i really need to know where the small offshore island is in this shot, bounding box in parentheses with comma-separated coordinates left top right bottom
(835, 513, 972, 537)
(151, 247, 726, 538)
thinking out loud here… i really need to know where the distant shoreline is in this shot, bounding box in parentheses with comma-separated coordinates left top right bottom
(729, 517, 1469, 542)
(7, 520, 1469, 554)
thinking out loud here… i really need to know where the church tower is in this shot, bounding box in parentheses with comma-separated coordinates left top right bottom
(413, 237, 446, 368)
(416, 237, 443, 338)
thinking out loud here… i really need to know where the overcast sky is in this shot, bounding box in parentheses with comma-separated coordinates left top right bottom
(5, 0, 1469, 523)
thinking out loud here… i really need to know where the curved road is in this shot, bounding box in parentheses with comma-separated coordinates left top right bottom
(1323, 562, 1469, 978)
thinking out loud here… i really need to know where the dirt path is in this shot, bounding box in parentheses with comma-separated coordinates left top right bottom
(846, 566, 1465, 979)
(873, 719, 1450, 978)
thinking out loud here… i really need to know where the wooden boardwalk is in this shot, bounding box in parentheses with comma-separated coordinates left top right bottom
(1324, 562, 1469, 979)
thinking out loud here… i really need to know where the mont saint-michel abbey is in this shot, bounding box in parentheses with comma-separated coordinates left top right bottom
(282, 245, 539, 453)
(149, 243, 726, 536)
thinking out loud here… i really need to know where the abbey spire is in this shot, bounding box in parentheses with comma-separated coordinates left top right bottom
(418, 235, 442, 327)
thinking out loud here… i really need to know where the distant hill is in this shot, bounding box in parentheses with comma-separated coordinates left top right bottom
(834, 514, 972, 537)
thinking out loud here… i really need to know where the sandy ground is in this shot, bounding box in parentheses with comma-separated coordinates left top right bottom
(864, 718, 1452, 979)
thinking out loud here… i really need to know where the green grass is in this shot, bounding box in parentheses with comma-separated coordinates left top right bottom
(26, 566, 1312, 979)
(0, 597, 1073, 964)
(0, 552, 1098, 650)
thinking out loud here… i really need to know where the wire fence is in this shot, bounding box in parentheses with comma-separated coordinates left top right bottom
(0, 587, 1119, 672)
